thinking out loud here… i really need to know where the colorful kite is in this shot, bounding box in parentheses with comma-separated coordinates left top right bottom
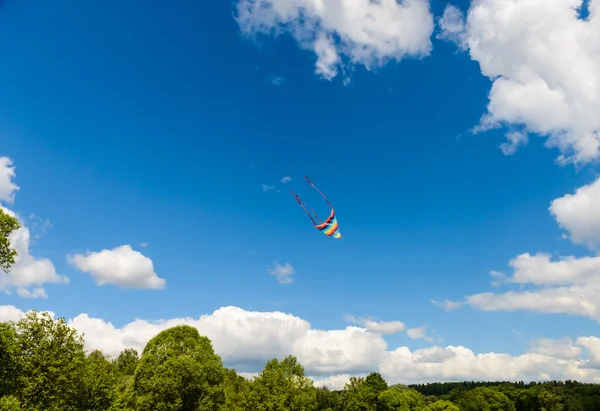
(291, 176, 342, 239)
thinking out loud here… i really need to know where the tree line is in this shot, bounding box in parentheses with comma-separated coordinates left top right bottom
(1, 310, 600, 410)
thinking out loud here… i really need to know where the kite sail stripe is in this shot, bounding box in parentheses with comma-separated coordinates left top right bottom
(291, 176, 342, 239)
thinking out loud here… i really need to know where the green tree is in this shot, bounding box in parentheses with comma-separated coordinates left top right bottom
(123, 325, 226, 411)
(365, 372, 388, 393)
(115, 348, 140, 376)
(427, 399, 460, 411)
(77, 349, 118, 411)
(221, 368, 257, 411)
(315, 386, 340, 411)
(0, 323, 18, 397)
(0, 209, 20, 273)
(0, 395, 20, 411)
(456, 387, 516, 411)
(252, 355, 318, 411)
(378, 386, 428, 411)
(13, 310, 86, 411)
(344, 373, 392, 411)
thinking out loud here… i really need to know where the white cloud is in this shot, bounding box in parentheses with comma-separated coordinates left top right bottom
(68, 245, 166, 290)
(262, 184, 275, 192)
(281, 176, 292, 183)
(268, 261, 295, 284)
(269, 75, 286, 86)
(528, 337, 583, 360)
(28, 213, 52, 241)
(380, 343, 600, 384)
(407, 325, 434, 342)
(344, 315, 406, 335)
(431, 299, 463, 311)
(312, 374, 354, 390)
(439, 0, 600, 164)
(577, 336, 600, 368)
(550, 177, 600, 249)
(0, 305, 27, 322)
(445, 252, 600, 322)
(235, 0, 434, 81)
(499, 131, 529, 156)
(0, 206, 68, 298)
(16, 287, 48, 299)
(3, 304, 600, 384)
(0, 157, 19, 204)
(437, 4, 467, 48)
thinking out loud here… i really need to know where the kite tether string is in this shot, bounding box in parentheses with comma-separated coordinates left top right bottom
(291, 176, 332, 227)
(304, 176, 332, 208)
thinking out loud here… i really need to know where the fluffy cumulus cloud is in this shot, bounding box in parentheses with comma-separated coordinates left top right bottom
(235, 0, 434, 80)
(439, 252, 600, 322)
(0, 157, 67, 298)
(0, 157, 19, 204)
(528, 337, 583, 360)
(3, 304, 600, 386)
(440, 0, 600, 164)
(550, 176, 600, 249)
(68, 245, 166, 290)
(268, 261, 295, 284)
(407, 325, 434, 342)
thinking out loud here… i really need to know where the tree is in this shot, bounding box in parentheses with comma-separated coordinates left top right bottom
(456, 387, 516, 411)
(428, 399, 460, 411)
(0, 209, 20, 273)
(115, 348, 140, 376)
(0, 323, 18, 397)
(343, 372, 391, 411)
(12, 310, 86, 411)
(315, 386, 340, 411)
(221, 368, 257, 411)
(252, 355, 318, 411)
(0, 396, 20, 411)
(123, 325, 226, 411)
(364, 372, 388, 393)
(77, 350, 118, 411)
(378, 386, 428, 411)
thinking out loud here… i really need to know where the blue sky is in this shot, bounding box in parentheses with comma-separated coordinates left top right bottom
(1, 0, 600, 384)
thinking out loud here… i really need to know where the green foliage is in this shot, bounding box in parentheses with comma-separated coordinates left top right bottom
(342, 372, 394, 411)
(315, 387, 340, 411)
(115, 348, 139, 376)
(0, 396, 20, 411)
(456, 387, 516, 411)
(77, 350, 119, 411)
(378, 386, 428, 411)
(0, 209, 20, 273)
(251, 355, 318, 410)
(0, 323, 18, 397)
(221, 367, 256, 410)
(427, 399, 460, 411)
(123, 324, 226, 411)
(13, 310, 86, 411)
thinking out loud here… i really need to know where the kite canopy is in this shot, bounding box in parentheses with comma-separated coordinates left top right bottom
(315, 208, 342, 238)
(291, 176, 342, 239)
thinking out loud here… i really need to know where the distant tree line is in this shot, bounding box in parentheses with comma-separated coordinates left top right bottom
(1, 310, 600, 410)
